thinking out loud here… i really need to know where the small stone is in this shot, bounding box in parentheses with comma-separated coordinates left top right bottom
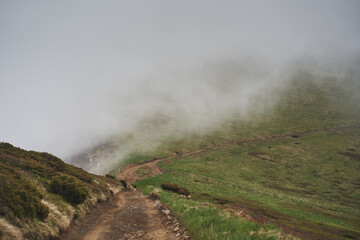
(174, 226, 180, 232)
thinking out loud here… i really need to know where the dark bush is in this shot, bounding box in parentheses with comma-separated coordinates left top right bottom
(39, 152, 66, 171)
(105, 174, 115, 179)
(50, 175, 89, 205)
(0, 170, 49, 220)
(119, 179, 129, 189)
(161, 183, 190, 196)
(64, 166, 93, 183)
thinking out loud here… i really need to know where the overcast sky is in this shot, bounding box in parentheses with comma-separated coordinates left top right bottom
(1, 1, 359, 158)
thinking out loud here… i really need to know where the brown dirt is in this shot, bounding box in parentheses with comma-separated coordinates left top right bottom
(117, 160, 166, 184)
(60, 189, 190, 240)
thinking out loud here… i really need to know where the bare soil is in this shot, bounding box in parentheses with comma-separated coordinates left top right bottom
(60, 189, 190, 240)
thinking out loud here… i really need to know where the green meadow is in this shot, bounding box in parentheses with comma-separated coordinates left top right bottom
(118, 76, 360, 239)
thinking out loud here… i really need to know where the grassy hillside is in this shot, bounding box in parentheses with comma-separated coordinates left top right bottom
(119, 75, 360, 239)
(0, 143, 122, 240)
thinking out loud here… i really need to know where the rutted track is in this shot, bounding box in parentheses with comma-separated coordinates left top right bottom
(116, 123, 360, 184)
(61, 190, 190, 240)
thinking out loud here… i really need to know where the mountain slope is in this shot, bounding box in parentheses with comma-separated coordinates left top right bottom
(115, 76, 360, 239)
(0, 143, 122, 240)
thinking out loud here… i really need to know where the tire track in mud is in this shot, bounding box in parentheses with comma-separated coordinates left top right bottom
(117, 123, 360, 184)
(61, 190, 189, 240)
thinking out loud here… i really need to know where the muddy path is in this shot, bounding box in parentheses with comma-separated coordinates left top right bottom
(60, 190, 189, 240)
(117, 123, 360, 184)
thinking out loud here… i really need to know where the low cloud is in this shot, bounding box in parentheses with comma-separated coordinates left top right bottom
(0, 1, 359, 172)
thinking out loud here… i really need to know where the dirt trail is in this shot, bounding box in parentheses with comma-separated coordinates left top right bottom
(61, 190, 189, 240)
(117, 123, 360, 184)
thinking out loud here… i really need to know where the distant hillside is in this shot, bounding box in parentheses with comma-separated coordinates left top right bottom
(0, 142, 122, 240)
(112, 75, 360, 239)
(59, 69, 360, 239)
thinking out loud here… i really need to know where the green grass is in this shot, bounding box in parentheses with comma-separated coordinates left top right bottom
(147, 188, 294, 240)
(136, 127, 360, 238)
(121, 77, 360, 239)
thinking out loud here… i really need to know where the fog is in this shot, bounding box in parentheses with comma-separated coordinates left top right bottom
(1, 1, 359, 172)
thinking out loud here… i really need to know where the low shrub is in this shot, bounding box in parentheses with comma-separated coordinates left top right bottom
(0, 169, 49, 220)
(161, 183, 190, 196)
(50, 175, 89, 205)
(39, 152, 66, 171)
(105, 174, 115, 179)
(64, 166, 93, 183)
(119, 179, 129, 189)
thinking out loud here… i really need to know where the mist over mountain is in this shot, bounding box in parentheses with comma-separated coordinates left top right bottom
(1, 2, 360, 239)
(1, 0, 359, 165)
